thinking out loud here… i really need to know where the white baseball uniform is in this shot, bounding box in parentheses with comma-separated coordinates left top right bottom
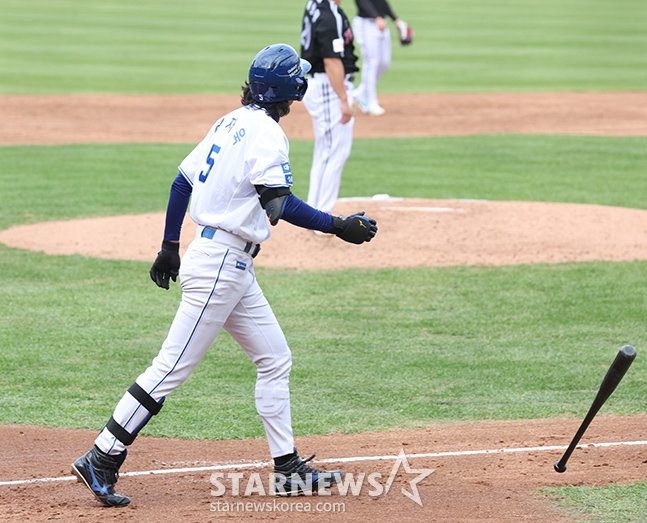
(72, 44, 377, 508)
(352, 0, 399, 114)
(96, 105, 297, 459)
(352, 15, 392, 112)
(300, 0, 359, 214)
(303, 73, 355, 214)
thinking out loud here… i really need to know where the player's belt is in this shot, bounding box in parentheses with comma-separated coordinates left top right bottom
(200, 226, 261, 258)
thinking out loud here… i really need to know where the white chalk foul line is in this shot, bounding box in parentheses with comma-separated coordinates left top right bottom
(317, 439, 647, 463)
(2, 439, 646, 487)
(381, 206, 463, 213)
(0, 461, 270, 487)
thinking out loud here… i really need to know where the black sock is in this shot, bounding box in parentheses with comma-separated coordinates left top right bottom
(274, 450, 297, 467)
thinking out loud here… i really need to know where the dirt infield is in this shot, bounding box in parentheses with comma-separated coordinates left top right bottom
(1, 93, 646, 521)
(2, 416, 647, 522)
(2, 92, 646, 145)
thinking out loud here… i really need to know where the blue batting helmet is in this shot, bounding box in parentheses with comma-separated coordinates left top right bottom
(249, 44, 311, 103)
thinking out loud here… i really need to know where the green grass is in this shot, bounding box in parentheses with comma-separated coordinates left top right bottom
(1, 138, 646, 438)
(1, 0, 646, 93)
(1, 245, 646, 438)
(0, 143, 194, 228)
(1, 135, 646, 230)
(1, 0, 647, 516)
(542, 482, 647, 522)
(342, 136, 647, 208)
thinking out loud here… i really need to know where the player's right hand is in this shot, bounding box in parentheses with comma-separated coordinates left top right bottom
(150, 240, 181, 289)
(340, 99, 352, 124)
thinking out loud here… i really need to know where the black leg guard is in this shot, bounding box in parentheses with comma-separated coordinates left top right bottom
(105, 382, 165, 446)
(127, 382, 164, 415)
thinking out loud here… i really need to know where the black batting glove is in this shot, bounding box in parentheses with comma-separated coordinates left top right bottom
(331, 211, 378, 244)
(149, 240, 180, 290)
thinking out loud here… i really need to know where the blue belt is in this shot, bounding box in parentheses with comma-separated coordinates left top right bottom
(200, 227, 260, 258)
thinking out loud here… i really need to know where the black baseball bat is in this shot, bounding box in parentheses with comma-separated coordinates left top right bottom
(554, 345, 636, 473)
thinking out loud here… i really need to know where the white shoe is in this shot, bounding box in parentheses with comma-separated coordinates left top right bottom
(313, 230, 333, 238)
(356, 99, 369, 113)
(356, 100, 385, 116)
(366, 105, 385, 116)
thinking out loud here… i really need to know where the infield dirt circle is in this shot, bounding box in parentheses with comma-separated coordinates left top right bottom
(1, 93, 646, 522)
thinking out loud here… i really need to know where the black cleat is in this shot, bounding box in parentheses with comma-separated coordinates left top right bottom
(71, 445, 130, 507)
(274, 451, 343, 496)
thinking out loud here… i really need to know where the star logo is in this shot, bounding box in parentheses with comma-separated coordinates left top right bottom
(383, 449, 435, 507)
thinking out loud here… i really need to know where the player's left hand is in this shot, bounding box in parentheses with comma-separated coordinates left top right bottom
(332, 211, 378, 244)
(150, 240, 180, 289)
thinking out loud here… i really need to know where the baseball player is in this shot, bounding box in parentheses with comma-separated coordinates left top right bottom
(352, 0, 410, 116)
(71, 43, 377, 507)
(300, 0, 359, 216)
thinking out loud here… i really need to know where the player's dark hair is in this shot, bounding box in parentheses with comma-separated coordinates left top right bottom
(241, 82, 291, 119)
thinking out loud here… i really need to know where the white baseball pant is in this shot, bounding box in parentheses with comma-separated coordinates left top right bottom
(352, 16, 392, 111)
(303, 72, 355, 214)
(96, 228, 295, 458)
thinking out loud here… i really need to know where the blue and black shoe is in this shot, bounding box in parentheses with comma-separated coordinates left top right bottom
(71, 445, 130, 507)
(274, 451, 343, 496)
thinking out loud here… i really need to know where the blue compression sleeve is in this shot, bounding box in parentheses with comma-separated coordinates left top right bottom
(163, 173, 192, 242)
(279, 193, 334, 232)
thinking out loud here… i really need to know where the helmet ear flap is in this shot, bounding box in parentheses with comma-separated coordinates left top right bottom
(294, 77, 308, 101)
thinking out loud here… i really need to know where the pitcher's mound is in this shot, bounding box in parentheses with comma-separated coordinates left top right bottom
(1, 197, 647, 269)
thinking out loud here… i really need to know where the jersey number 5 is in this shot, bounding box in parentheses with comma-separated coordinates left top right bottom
(198, 144, 221, 183)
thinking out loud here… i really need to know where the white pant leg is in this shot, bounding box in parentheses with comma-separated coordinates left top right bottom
(223, 280, 294, 458)
(352, 16, 368, 103)
(96, 237, 255, 454)
(353, 17, 391, 109)
(304, 74, 355, 213)
(376, 28, 392, 87)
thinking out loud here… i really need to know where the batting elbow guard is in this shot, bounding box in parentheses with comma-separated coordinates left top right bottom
(332, 211, 378, 244)
(256, 185, 292, 225)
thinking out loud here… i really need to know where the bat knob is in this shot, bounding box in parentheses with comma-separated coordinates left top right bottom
(554, 461, 566, 473)
(621, 345, 636, 359)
